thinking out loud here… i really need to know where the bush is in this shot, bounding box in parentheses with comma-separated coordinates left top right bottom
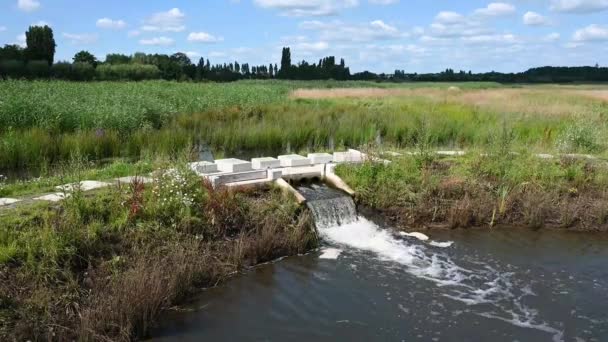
(70, 62, 95, 81)
(51, 62, 72, 79)
(96, 63, 161, 81)
(26, 60, 51, 79)
(0, 60, 26, 79)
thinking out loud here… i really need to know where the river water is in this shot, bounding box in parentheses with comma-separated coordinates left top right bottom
(151, 187, 608, 342)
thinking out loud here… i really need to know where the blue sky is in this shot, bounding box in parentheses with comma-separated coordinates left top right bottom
(1, 0, 607, 72)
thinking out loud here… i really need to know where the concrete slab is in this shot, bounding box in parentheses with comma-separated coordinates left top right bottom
(278, 154, 311, 167)
(225, 178, 271, 188)
(189, 161, 218, 174)
(308, 153, 333, 164)
(436, 151, 466, 156)
(215, 158, 252, 173)
(267, 169, 283, 180)
(333, 151, 363, 163)
(385, 151, 402, 157)
(536, 153, 554, 159)
(0, 198, 21, 206)
(280, 164, 325, 181)
(252, 157, 281, 170)
(34, 193, 70, 202)
(56, 181, 111, 192)
(115, 176, 153, 185)
(209, 170, 267, 188)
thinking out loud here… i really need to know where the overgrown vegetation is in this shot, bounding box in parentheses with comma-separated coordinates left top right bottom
(336, 150, 608, 231)
(1, 80, 606, 175)
(0, 165, 317, 340)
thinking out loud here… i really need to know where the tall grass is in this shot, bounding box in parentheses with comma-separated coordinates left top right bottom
(0, 80, 606, 173)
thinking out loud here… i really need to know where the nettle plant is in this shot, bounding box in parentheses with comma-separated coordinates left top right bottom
(150, 167, 203, 222)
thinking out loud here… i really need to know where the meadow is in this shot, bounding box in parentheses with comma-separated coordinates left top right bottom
(3, 79, 605, 177)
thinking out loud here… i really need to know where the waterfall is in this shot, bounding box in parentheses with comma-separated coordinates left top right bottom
(297, 184, 358, 229)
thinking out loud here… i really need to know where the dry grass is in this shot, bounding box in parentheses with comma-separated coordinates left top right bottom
(291, 86, 606, 120)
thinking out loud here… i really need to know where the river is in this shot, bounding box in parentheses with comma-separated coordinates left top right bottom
(151, 187, 608, 342)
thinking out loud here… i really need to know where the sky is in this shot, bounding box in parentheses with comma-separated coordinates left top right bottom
(0, 0, 607, 73)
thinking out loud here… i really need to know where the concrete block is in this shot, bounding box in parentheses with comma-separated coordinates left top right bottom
(252, 157, 281, 170)
(0, 198, 20, 206)
(34, 193, 70, 202)
(278, 154, 311, 167)
(333, 151, 363, 163)
(56, 181, 111, 192)
(281, 164, 325, 181)
(436, 151, 466, 157)
(308, 153, 333, 164)
(115, 176, 153, 185)
(189, 161, 218, 174)
(209, 170, 267, 188)
(267, 169, 283, 180)
(215, 159, 252, 173)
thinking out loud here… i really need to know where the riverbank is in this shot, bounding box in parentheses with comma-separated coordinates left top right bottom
(336, 150, 608, 231)
(0, 166, 317, 340)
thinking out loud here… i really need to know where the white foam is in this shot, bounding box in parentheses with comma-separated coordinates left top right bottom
(318, 217, 562, 341)
(319, 248, 342, 260)
(398, 231, 429, 241)
(429, 241, 454, 248)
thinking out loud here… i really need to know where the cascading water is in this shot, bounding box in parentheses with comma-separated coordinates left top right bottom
(298, 183, 565, 342)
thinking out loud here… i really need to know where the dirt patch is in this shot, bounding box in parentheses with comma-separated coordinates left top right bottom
(577, 90, 608, 102)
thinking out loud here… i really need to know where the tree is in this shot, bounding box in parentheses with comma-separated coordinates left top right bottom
(279, 47, 291, 79)
(25, 25, 56, 65)
(105, 53, 131, 64)
(73, 50, 98, 67)
(0, 44, 25, 61)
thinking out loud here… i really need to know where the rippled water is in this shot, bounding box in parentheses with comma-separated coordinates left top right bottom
(151, 218, 608, 341)
(151, 184, 608, 342)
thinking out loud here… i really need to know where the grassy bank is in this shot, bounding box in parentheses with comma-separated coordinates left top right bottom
(1, 80, 606, 174)
(336, 150, 608, 231)
(0, 165, 317, 340)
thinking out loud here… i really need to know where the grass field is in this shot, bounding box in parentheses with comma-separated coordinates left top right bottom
(2, 80, 606, 175)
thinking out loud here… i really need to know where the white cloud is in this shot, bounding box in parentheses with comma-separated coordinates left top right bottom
(573, 24, 608, 41)
(139, 36, 174, 46)
(128, 30, 140, 38)
(185, 51, 201, 59)
(435, 11, 466, 24)
(473, 2, 516, 17)
(368, 0, 398, 4)
(62, 32, 99, 44)
(300, 19, 403, 42)
(523, 12, 550, 26)
(187, 32, 224, 43)
(142, 8, 185, 32)
(97, 18, 127, 30)
(17, 0, 40, 12)
(32, 20, 50, 26)
(462, 34, 518, 44)
(551, 0, 608, 13)
(253, 0, 358, 16)
(543, 32, 561, 42)
(15, 33, 26, 47)
(0, 26, 7, 32)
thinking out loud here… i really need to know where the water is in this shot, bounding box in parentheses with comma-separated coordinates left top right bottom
(151, 187, 608, 342)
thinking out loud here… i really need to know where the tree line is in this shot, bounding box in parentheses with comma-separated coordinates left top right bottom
(1, 25, 607, 83)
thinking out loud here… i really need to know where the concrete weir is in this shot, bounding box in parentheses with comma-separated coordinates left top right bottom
(192, 150, 367, 200)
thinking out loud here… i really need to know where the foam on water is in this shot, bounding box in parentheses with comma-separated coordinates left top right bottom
(318, 217, 564, 341)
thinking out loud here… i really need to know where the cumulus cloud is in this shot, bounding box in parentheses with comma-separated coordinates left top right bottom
(462, 34, 518, 45)
(551, 0, 608, 13)
(573, 24, 608, 41)
(15, 33, 26, 47)
(523, 11, 550, 26)
(187, 32, 224, 43)
(142, 8, 185, 32)
(300, 19, 403, 42)
(473, 2, 516, 17)
(62, 32, 99, 44)
(0, 26, 6, 32)
(139, 36, 174, 46)
(97, 18, 127, 30)
(368, 0, 398, 4)
(253, 0, 359, 16)
(17, 0, 40, 12)
(543, 32, 561, 42)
